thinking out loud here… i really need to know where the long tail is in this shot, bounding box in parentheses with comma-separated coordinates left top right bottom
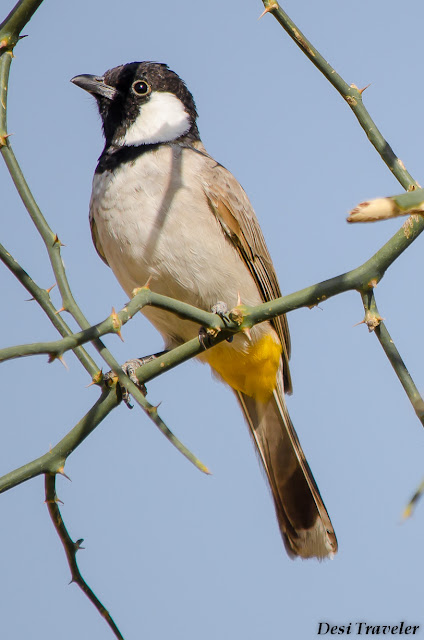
(236, 376, 337, 559)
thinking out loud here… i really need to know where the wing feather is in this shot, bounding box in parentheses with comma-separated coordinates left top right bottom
(199, 149, 292, 393)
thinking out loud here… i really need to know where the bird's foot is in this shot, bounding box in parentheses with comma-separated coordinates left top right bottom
(199, 301, 233, 349)
(104, 352, 166, 408)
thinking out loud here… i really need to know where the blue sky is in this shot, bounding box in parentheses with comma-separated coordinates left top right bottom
(2, 1, 424, 638)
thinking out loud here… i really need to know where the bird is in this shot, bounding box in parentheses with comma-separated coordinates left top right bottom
(71, 62, 337, 559)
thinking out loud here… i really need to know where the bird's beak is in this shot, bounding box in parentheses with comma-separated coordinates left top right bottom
(71, 74, 117, 100)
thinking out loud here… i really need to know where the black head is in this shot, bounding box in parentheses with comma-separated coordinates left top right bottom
(71, 62, 200, 147)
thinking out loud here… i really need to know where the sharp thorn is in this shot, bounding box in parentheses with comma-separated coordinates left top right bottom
(57, 466, 72, 482)
(359, 83, 371, 94)
(57, 355, 69, 370)
(353, 320, 366, 327)
(258, 3, 278, 19)
(242, 327, 252, 342)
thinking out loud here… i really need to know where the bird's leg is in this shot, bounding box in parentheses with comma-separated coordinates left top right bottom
(199, 301, 233, 349)
(104, 351, 168, 408)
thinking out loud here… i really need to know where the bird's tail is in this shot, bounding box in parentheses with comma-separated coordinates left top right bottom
(236, 376, 337, 559)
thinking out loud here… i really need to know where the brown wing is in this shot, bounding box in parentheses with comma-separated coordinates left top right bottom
(199, 149, 292, 393)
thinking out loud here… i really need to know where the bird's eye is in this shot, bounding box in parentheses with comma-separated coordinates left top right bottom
(132, 80, 151, 96)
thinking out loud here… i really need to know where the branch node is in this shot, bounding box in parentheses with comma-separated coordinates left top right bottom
(367, 278, 378, 289)
(110, 307, 124, 341)
(132, 275, 152, 296)
(0, 132, 12, 147)
(363, 309, 383, 332)
(87, 370, 104, 387)
(345, 95, 357, 107)
(74, 538, 85, 551)
(57, 466, 72, 482)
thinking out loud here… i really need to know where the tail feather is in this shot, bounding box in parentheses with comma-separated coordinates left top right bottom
(236, 376, 337, 559)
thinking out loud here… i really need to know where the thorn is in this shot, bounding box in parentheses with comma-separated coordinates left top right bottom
(368, 279, 378, 289)
(75, 538, 85, 551)
(132, 276, 152, 298)
(364, 311, 383, 332)
(0, 132, 13, 147)
(57, 355, 69, 369)
(86, 370, 103, 387)
(359, 83, 371, 95)
(46, 283, 57, 294)
(236, 291, 242, 306)
(55, 306, 66, 315)
(55, 496, 64, 505)
(143, 275, 153, 289)
(0, 39, 8, 50)
(242, 327, 252, 342)
(111, 307, 124, 341)
(258, 2, 278, 19)
(402, 505, 412, 521)
(53, 233, 65, 247)
(25, 296, 35, 302)
(147, 405, 158, 417)
(18, 34, 28, 40)
(353, 319, 366, 328)
(57, 466, 72, 482)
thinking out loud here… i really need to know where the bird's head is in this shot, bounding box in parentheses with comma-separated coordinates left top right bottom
(71, 61, 199, 147)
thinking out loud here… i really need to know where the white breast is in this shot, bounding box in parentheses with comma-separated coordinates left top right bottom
(90, 145, 263, 345)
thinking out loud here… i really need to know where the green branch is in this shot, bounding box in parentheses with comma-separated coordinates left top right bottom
(360, 292, 424, 425)
(0, 388, 118, 493)
(0, 242, 99, 375)
(261, 0, 417, 191)
(0, 0, 44, 38)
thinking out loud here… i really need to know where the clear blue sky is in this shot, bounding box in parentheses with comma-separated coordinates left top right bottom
(2, 1, 424, 638)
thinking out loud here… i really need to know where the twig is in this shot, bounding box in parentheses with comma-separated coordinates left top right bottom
(260, 0, 417, 191)
(348, 188, 424, 223)
(45, 473, 125, 640)
(0, 285, 225, 363)
(0, 388, 118, 493)
(0, 242, 98, 375)
(360, 291, 424, 425)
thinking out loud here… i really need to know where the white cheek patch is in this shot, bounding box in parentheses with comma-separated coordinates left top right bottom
(120, 91, 191, 146)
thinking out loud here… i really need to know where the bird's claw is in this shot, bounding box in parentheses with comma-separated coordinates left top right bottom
(211, 300, 231, 325)
(199, 301, 233, 349)
(104, 354, 159, 408)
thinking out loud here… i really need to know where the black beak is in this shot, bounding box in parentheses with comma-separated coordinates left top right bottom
(71, 74, 117, 100)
